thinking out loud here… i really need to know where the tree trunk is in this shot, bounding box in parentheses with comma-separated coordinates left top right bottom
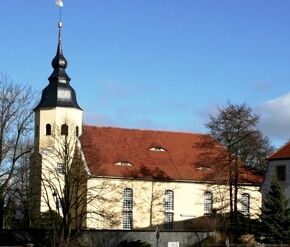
(228, 153, 233, 217)
(149, 181, 154, 228)
(234, 155, 239, 224)
(0, 197, 3, 231)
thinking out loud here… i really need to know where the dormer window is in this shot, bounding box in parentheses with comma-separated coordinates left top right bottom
(115, 161, 133, 166)
(196, 166, 212, 171)
(149, 147, 166, 152)
(46, 124, 51, 136)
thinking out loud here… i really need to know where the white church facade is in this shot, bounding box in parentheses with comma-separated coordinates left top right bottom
(30, 19, 263, 231)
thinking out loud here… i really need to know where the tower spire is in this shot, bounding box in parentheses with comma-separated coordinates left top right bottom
(49, 20, 69, 84)
(57, 21, 63, 56)
(56, 0, 63, 54)
(34, 0, 81, 110)
(50, 0, 67, 80)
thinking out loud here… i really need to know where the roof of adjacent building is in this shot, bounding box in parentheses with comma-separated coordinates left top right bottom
(80, 125, 262, 185)
(268, 141, 290, 160)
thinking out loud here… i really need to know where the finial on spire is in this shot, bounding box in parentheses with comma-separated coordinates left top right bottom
(55, 0, 64, 8)
(57, 21, 63, 54)
(50, 0, 68, 81)
(55, 0, 63, 24)
(55, 0, 64, 56)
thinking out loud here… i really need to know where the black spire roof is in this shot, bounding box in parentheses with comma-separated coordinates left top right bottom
(34, 22, 81, 110)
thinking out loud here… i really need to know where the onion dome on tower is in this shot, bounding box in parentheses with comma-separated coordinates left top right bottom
(34, 21, 81, 110)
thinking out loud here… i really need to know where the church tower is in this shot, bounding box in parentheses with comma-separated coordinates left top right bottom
(30, 19, 83, 214)
(34, 21, 82, 150)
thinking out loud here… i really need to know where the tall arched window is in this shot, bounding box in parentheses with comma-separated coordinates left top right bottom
(241, 193, 250, 216)
(123, 188, 133, 230)
(165, 190, 174, 211)
(46, 124, 51, 135)
(61, 124, 68, 136)
(76, 126, 79, 137)
(204, 191, 213, 215)
(164, 190, 174, 229)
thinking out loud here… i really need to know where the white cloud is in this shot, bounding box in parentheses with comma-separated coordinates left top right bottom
(256, 92, 290, 146)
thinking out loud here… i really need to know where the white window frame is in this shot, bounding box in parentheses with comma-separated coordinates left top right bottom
(164, 212, 174, 230)
(56, 163, 64, 174)
(241, 193, 250, 216)
(165, 190, 174, 211)
(123, 188, 133, 210)
(164, 190, 174, 229)
(123, 188, 133, 229)
(204, 191, 213, 215)
(123, 211, 133, 230)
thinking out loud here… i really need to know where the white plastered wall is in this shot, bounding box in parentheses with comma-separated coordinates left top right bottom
(261, 159, 290, 206)
(33, 107, 83, 213)
(86, 177, 261, 230)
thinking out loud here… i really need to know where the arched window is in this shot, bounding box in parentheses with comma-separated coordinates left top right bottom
(46, 124, 51, 135)
(204, 191, 213, 215)
(76, 126, 79, 137)
(61, 124, 68, 136)
(164, 190, 174, 229)
(241, 193, 250, 216)
(165, 190, 174, 211)
(123, 188, 133, 230)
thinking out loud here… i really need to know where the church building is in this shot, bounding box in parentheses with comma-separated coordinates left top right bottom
(30, 18, 262, 231)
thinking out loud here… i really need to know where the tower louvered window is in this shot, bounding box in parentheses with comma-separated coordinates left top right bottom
(46, 124, 51, 135)
(61, 124, 68, 136)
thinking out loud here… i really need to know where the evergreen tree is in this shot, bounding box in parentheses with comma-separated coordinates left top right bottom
(261, 178, 290, 244)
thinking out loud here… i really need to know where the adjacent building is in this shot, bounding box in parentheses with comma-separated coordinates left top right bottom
(261, 142, 290, 201)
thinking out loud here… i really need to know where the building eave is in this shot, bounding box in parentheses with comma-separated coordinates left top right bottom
(87, 175, 261, 187)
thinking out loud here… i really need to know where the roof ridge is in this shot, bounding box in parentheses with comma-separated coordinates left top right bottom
(83, 124, 209, 136)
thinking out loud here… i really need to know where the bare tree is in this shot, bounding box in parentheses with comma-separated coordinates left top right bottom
(5, 150, 32, 228)
(0, 74, 34, 230)
(205, 103, 271, 225)
(36, 123, 118, 247)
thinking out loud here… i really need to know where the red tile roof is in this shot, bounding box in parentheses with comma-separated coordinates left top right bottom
(80, 126, 262, 185)
(268, 141, 290, 160)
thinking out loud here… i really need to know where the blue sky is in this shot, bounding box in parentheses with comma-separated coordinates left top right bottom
(1, 1, 290, 147)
